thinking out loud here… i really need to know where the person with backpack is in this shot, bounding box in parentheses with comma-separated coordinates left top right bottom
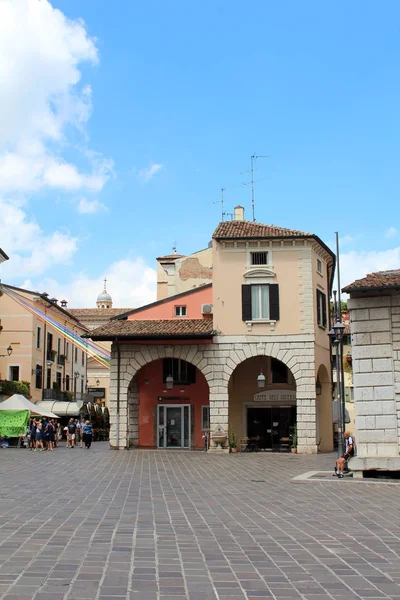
(336, 431, 355, 478)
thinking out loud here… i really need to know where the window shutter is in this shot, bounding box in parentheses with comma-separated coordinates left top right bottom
(316, 290, 321, 325)
(242, 285, 252, 321)
(322, 292, 327, 328)
(269, 284, 280, 321)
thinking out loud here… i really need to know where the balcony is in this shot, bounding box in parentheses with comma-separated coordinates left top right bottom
(43, 388, 68, 402)
(57, 354, 66, 366)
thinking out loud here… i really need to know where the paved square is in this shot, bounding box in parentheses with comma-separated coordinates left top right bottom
(1, 445, 400, 600)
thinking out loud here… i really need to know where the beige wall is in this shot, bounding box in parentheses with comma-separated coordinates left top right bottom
(157, 247, 212, 300)
(86, 341, 111, 408)
(0, 289, 87, 403)
(213, 241, 303, 335)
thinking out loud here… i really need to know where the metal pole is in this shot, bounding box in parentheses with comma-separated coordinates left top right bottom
(335, 340, 344, 458)
(251, 155, 255, 222)
(335, 232, 346, 442)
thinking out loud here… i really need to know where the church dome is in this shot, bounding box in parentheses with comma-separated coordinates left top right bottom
(96, 279, 113, 308)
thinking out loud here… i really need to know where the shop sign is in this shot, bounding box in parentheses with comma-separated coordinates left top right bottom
(253, 390, 296, 403)
(88, 387, 106, 399)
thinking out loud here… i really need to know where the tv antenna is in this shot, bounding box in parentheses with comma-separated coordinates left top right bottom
(211, 188, 226, 221)
(242, 154, 269, 222)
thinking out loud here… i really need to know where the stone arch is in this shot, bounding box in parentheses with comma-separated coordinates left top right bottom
(208, 338, 317, 453)
(111, 342, 213, 449)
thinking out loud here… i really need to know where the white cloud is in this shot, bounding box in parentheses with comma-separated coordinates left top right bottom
(77, 198, 108, 214)
(0, 0, 111, 194)
(340, 247, 400, 291)
(37, 258, 157, 308)
(138, 163, 164, 182)
(0, 197, 78, 278)
(385, 227, 398, 240)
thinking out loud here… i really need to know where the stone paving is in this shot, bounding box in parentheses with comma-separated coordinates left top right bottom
(1, 445, 400, 600)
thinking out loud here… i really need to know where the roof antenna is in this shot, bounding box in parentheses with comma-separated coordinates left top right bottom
(172, 242, 177, 254)
(242, 154, 269, 222)
(211, 188, 226, 221)
(103, 278, 107, 292)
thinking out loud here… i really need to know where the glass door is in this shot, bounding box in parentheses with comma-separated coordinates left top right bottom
(157, 405, 190, 449)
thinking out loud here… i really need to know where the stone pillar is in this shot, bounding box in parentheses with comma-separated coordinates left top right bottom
(108, 346, 129, 450)
(296, 397, 317, 453)
(127, 377, 139, 447)
(349, 296, 398, 467)
(208, 384, 229, 452)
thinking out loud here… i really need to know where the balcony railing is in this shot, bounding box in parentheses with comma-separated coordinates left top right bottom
(43, 388, 68, 401)
(46, 349, 57, 362)
(57, 355, 66, 366)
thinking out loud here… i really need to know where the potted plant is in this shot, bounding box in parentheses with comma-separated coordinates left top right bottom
(291, 424, 297, 453)
(229, 430, 238, 453)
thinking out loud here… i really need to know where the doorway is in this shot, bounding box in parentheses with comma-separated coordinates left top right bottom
(247, 406, 296, 450)
(157, 405, 191, 449)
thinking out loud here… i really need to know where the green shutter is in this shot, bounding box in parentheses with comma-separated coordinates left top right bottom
(242, 285, 252, 321)
(269, 284, 280, 321)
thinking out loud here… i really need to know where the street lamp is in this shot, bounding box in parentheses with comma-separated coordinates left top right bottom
(0, 345, 13, 358)
(257, 371, 266, 389)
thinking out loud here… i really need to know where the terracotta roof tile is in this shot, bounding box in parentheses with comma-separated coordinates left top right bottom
(213, 220, 311, 239)
(69, 308, 132, 318)
(343, 269, 400, 293)
(88, 318, 214, 340)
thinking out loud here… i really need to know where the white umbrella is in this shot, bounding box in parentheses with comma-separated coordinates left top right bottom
(0, 394, 59, 418)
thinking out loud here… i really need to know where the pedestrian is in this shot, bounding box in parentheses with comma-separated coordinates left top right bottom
(336, 431, 355, 478)
(30, 419, 37, 450)
(79, 416, 85, 448)
(76, 418, 82, 448)
(82, 420, 93, 449)
(35, 422, 44, 451)
(67, 418, 77, 448)
(46, 420, 55, 451)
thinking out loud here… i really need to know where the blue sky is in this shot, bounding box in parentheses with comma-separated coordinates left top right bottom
(0, 0, 399, 306)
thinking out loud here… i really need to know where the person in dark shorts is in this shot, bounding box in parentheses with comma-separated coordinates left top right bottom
(82, 421, 93, 449)
(336, 431, 354, 478)
(67, 418, 77, 448)
(30, 419, 37, 450)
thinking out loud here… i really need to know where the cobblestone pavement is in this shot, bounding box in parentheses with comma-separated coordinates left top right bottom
(1, 445, 400, 600)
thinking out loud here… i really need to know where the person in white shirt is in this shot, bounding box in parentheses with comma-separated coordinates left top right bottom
(336, 431, 354, 478)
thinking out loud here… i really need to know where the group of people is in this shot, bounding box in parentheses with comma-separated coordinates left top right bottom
(29, 418, 60, 451)
(28, 416, 93, 451)
(65, 418, 93, 449)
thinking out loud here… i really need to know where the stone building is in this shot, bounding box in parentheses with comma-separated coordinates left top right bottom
(343, 269, 400, 474)
(90, 209, 335, 453)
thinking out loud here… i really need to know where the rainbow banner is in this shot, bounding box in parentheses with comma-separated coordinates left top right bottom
(0, 284, 111, 369)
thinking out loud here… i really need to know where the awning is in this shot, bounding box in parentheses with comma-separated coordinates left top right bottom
(35, 400, 84, 417)
(0, 394, 59, 418)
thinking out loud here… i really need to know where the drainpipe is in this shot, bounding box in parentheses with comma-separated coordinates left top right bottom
(116, 338, 120, 450)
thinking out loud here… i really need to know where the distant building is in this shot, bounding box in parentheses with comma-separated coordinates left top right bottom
(0, 284, 87, 404)
(344, 269, 400, 475)
(69, 280, 133, 407)
(156, 247, 212, 300)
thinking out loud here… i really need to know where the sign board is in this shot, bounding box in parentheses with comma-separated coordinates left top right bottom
(87, 387, 106, 399)
(253, 390, 296, 403)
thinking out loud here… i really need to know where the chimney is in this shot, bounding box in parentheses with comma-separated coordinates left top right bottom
(60, 299, 68, 308)
(234, 205, 245, 221)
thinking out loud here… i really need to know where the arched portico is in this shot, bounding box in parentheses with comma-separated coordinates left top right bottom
(109, 342, 213, 449)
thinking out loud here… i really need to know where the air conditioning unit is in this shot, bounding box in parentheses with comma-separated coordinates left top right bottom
(201, 303, 213, 315)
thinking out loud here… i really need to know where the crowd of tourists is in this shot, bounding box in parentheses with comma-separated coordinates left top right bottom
(29, 417, 93, 451)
